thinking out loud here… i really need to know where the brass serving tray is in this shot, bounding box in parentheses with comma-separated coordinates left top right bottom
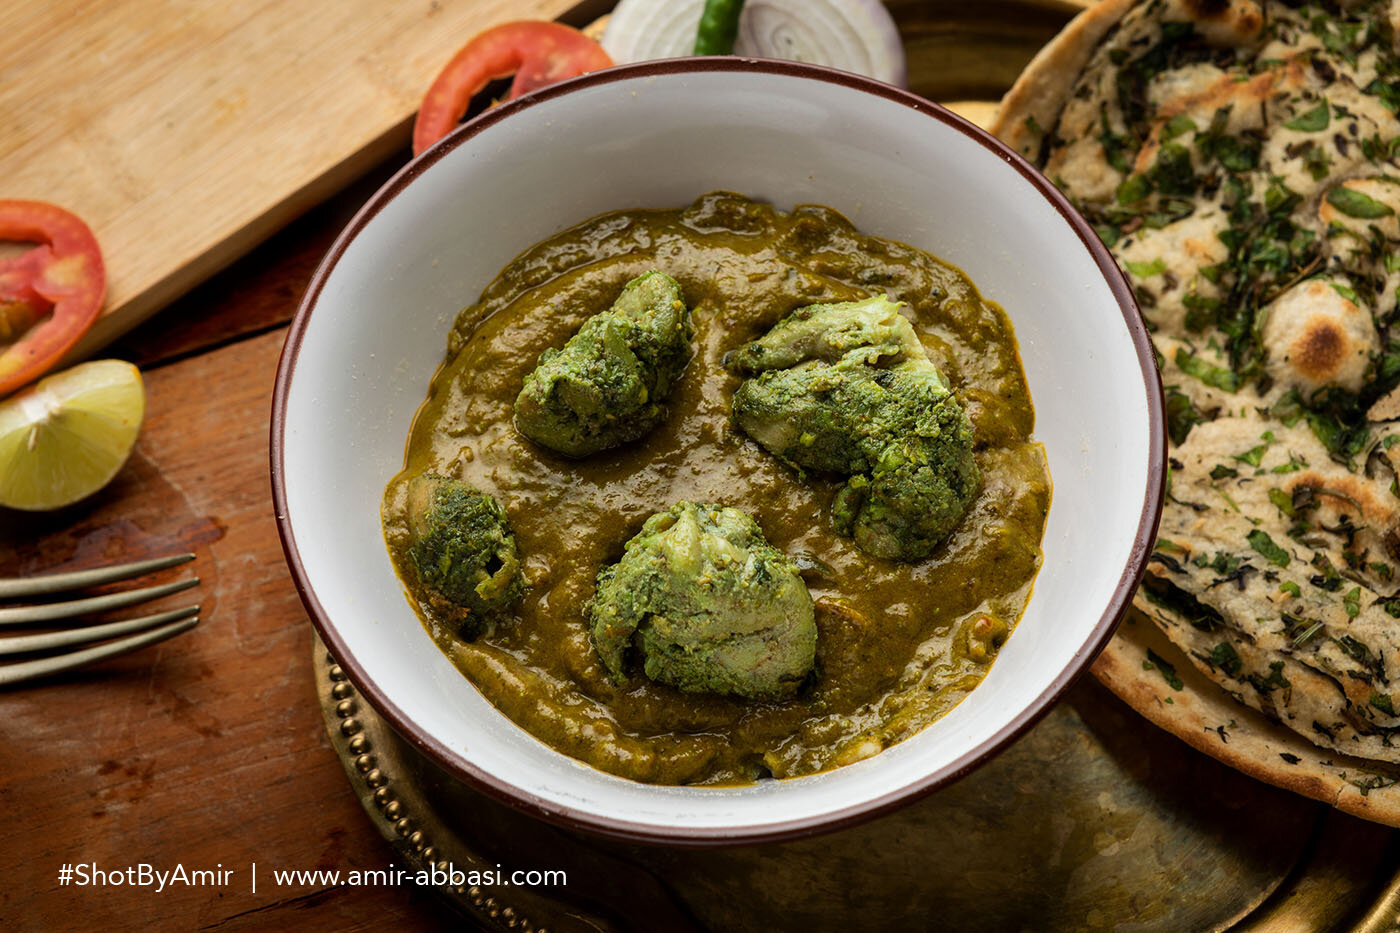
(315, 1, 1400, 927)
(315, 637, 1400, 931)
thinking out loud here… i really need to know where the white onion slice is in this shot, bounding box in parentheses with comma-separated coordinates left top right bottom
(602, 0, 907, 87)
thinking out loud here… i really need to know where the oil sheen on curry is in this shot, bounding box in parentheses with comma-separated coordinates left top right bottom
(382, 192, 1050, 786)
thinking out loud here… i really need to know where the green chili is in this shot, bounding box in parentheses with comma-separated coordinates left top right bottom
(694, 0, 746, 55)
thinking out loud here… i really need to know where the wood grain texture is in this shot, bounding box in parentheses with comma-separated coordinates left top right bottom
(107, 155, 404, 371)
(0, 326, 469, 932)
(0, 0, 579, 364)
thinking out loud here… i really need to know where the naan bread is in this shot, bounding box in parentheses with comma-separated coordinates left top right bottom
(995, 0, 1400, 781)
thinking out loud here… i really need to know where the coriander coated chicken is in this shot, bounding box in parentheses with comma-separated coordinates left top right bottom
(727, 296, 979, 561)
(514, 271, 694, 457)
(404, 473, 524, 636)
(588, 502, 817, 700)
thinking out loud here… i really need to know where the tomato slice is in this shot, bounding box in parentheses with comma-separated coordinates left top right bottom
(0, 201, 106, 398)
(413, 21, 613, 155)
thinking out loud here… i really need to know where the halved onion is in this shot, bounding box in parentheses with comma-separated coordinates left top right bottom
(602, 0, 907, 87)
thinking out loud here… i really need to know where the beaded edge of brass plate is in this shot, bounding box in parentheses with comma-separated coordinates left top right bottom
(313, 640, 614, 933)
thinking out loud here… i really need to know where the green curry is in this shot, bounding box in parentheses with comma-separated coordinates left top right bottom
(382, 192, 1050, 785)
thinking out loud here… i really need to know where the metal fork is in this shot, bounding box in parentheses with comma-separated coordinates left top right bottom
(0, 553, 200, 687)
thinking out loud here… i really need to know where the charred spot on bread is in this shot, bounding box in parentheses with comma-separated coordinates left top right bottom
(1288, 317, 1348, 382)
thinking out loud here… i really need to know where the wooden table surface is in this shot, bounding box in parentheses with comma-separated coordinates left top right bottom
(0, 158, 471, 932)
(1, 0, 583, 362)
(0, 6, 1104, 930)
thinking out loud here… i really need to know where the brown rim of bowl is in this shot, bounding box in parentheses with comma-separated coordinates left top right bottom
(270, 56, 1166, 848)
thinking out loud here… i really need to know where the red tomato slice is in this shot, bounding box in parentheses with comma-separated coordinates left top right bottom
(0, 201, 106, 397)
(413, 21, 613, 156)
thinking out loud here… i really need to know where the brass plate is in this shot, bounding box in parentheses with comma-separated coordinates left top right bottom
(314, 1, 1400, 928)
(315, 636, 1400, 932)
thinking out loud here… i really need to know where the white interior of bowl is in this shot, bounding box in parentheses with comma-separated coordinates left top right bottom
(278, 64, 1155, 838)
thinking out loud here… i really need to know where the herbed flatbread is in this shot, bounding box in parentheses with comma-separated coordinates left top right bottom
(994, 0, 1400, 821)
(1093, 610, 1400, 825)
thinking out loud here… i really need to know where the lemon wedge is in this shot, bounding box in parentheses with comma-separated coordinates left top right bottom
(0, 360, 145, 511)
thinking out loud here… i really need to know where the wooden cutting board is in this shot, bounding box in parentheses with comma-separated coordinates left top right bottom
(0, 0, 586, 361)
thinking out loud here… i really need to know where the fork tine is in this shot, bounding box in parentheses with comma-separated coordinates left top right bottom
(0, 553, 195, 600)
(0, 577, 199, 626)
(0, 606, 200, 657)
(0, 615, 201, 687)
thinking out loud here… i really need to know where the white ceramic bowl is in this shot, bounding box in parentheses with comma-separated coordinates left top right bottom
(272, 59, 1163, 845)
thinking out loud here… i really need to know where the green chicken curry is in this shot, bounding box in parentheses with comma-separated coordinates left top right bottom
(381, 192, 1050, 785)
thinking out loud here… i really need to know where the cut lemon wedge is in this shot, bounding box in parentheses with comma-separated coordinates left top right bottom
(0, 359, 145, 511)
